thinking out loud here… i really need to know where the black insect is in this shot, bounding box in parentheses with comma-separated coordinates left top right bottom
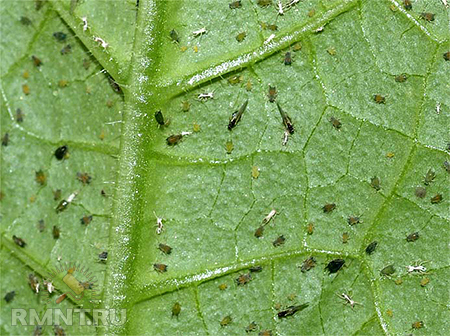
(107, 75, 122, 94)
(158, 243, 172, 254)
(424, 168, 435, 185)
(431, 194, 443, 204)
(406, 231, 419, 242)
(444, 52, 450, 61)
(54, 145, 68, 160)
(166, 134, 183, 146)
(365, 241, 378, 255)
(284, 51, 292, 65)
(229, 0, 241, 9)
(277, 303, 309, 318)
(16, 108, 24, 122)
(80, 215, 93, 225)
(420, 12, 435, 22)
(31, 55, 42, 67)
(380, 264, 395, 276)
(403, 0, 412, 10)
(322, 203, 336, 213)
(268, 85, 277, 103)
(38, 219, 45, 232)
(347, 216, 360, 226)
(249, 266, 263, 272)
(415, 187, 426, 198)
(254, 225, 265, 238)
(257, 0, 272, 7)
(170, 29, 179, 43)
(329, 117, 342, 130)
(155, 110, 166, 126)
(395, 74, 408, 82)
(300, 256, 316, 273)
(172, 302, 181, 317)
(99, 251, 108, 262)
(245, 321, 257, 332)
(228, 99, 248, 130)
(13, 235, 26, 248)
(2, 133, 9, 146)
(370, 177, 381, 191)
(4, 291, 15, 303)
(60, 44, 72, 55)
(277, 103, 294, 134)
(325, 259, 345, 274)
(52, 226, 60, 239)
(53, 32, 67, 42)
(444, 161, 450, 173)
(273, 235, 286, 247)
(154, 263, 167, 273)
(220, 315, 232, 327)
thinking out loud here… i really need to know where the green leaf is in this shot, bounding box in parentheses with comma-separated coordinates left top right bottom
(1, 0, 449, 335)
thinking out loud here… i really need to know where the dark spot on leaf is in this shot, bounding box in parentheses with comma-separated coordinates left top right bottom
(13, 235, 26, 247)
(4, 291, 15, 303)
(365, 241, 378, 254)
(325, 259, 345, 273)
(380, 265, 395, 276)
(277, 303, 309, 318)
(322, 203, 336, 213)
(54, 145, 68, 160)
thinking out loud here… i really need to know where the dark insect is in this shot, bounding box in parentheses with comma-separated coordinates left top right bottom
(322, 203, 336, 213)
(35, 0, 45, 10)
(268, 85, 277, 103)
(273, 235, 286, 247)
(16, 108, 24, 122)
(13, 235, 26, 248)
(277, 103, 294, 134)
(347, 216, 360, 226)
(444, 52, 450, 61)
(249, 265, 263, 272)
(412, 321, 424, 330)
(277, 303, 309, 318)
(284, 51, 292, 65)
(325, 259, 345, 274)
(54, 145, 68, 160)
(38, 219, 45, 232)
(2, 133, 9, 146)
(218, 283, 228, 290)
(220, 315, 232, 327)
(229, 0, 242, 9)
(56, 200, 69, 213)
(395, 73, 408, 82)
(430, 194, 442, 204)
(403, 0, 412, 10)
(245, 321, 257, 332)
(380, 264, 395, 276)
(268, 24, 278, 31)
(172, 302, 181, 317)
(33, 325, 43, 336)
(28, 274, 39, 293)
(166, 134, 183, 146)
(254, 225, 265, 238)
(99, 251, 108, 262)
(80, 215, 93, 225)
(420, 12, 435, 22)
(444, 161, 450, 173)
(53, 32, 67, 42)
(406, 231, 419, 242)
(424, 168, 435, 185)
(4, 291, 15, 303)
(32, 55, 42, 67)
(415, 187, 426, 198)
(300, 256, 316, 273)
(365, 241, 378, 255)
(53, 325, 65, 336)
(107, 75, 122, 94)
(228, 99, 248, 130)
(60, 44, 72, 55)
(35, 170, 46, 185)
(155, 110, 166, 126)
(53, 189, 62, 201)
(342, 232, 349, 244)
(329, 116, 342, 130)
(236, 32, 247, 42)
(154, 263, 167, 273)
(257, 0, 272, 7)
(370, 177, 381, 191)
(373, 94, 385, 104)
(20, 16, 32, 25)
(158, 243, 172, 254)
(77, 172, 92, 184)
(259, 330, 272, 336)
(236, 272, 252, 286)
(169, 29, 179, 43)
(52, 226, 60, 239)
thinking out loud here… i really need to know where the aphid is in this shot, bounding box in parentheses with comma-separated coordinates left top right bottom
(406, 231, 419, 242)
(325, 259, 345, 274)
(52, 226, 60, 239)
(395, 73, 408, 82)
(107, 75, 122, 94)
(236, 272, 252, 286)
(35, 170, 46, 185)
(249, 265, 263, 272)
(218, 283, 228, 290)
(300, 256, 316, 273)
(386, 309, 393, 317)
(277, 303, 309, 318)
(80, 215, 93, 225)
(268, 85, 277, 103)
(365, 241, 378, 255)
(245, 321, 257, 332)
(293, 42, 302, 51)
(284, 51, 292, 65)
(166, 132, 190, 146)
(55, 191, 78, 213)
(308, 9, 316, 17)
(329, 116, 342, 130)
(53, 32, 67, 42)
(54, 145, 68, 160)
(277, 103, 294, 134)
(93, 37, 108, 49)
(394, 278, 402, 285)
(274, 303, 282, 310)
(16, 108, 24, 122)
(99, 251, 108, 262)
(32, 55, 42, 67)
(153, 212, 164, 235)
(38, 219, 45, 232)
(373, 94, 385, 104)
(193, 123, 201, 132)
(181, 101, 190, 112)
(406, 261, 427, 274)
(33, 325, 43, 336)
(22, 84, 30, 95)
(53, 189, 61, 201)
(444, 161, 450, 173)
(77, 172, 92, 185)
(228, 99, 248, 130)
(155, 110, 167, 126)
(327, 47, 336, 56)
(172, 302, 181, 317)
(236, 32, 247, 42)
(424, 168, 435, 185)
(403, 0, 412, 10)
(1, 133, 9, 146)
(226, 140, 234, 154)
(60, 44, 72, 55)
(370, 177, 381, 191)
(53, 325, 65, 336)
(342, 232, 349, 244)
(347, 216, 360, 226)
(220, 315, 232, 327)
(420, 277, 430, 287)
(444, 51, 450, 61)
(273, 235, 286, 247)
(229, 1, 241, 9)
(322, 203, 336, 213)
(254, 225, 265, 238)
(58, 80, 68, 88)
(4, 291, 15, 303)
(430, 194, 442, 204)
(268, 24, 278, 31)
(28, 274, 39, 293)
(227, 75, 243, 85)
(193, 45, 198, 53)
(193, 27, 207, 37)
(415, 187, 427, 198)
(306, 222, 314, 235)
(158, 243, 172, 254)
(380, 265, 396, 276)
(420, 12, 435, 22)
(257, 0, 271, 7)
(411, 321, 424, 330)
(81, 16, 89, 31)
(246, 80, 252, 91)
(262, 209, 277, 225)
(259, 330, 272, 336)
(20, 16, 32, 25)
(13, 235, 26, 248)
(154, 263, 167, 273)
(251, 166, 260, 179)
(338, 292, 361, 308)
